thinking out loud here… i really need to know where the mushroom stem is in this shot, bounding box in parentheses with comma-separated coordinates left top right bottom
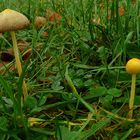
(128, 74, 136, 118)
(10, 31, 28, 98)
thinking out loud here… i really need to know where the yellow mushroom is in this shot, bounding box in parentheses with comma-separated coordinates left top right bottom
(0, 9, 30, 98)
(126, 58, 140, 118)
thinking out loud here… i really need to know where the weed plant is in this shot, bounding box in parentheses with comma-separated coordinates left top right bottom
(0, 0, 140, 139)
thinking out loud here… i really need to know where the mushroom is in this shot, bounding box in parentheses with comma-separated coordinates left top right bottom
(34, 16, 47, 28)
(0, 9, 30, 98)
(126, 58, 140, 118)
(46, 9, 61, 23)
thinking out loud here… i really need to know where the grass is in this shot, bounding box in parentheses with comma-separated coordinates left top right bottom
(0, 0, 140, 139)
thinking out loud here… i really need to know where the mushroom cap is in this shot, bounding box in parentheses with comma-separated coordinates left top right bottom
(0, 9, 30, 32)
(46, 9, 61, 23)
(35, 16, 47, 28)
(126, 58, 140, 74)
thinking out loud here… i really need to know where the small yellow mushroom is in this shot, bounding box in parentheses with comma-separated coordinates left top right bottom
(126, 58, 140, 118)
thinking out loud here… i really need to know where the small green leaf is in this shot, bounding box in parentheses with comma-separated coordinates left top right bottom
(89, 87, 107, 97)
(30, 107, 43, 114)
(73, 78, 84, 88)
(100, 95, 113, 108)
(107, 88, 121, 97)
(0, 116, 8, 131)
(84, 79, 95, 87)
(24, 96, 37, 109)
(2, 97, 13, 107)
(51, 81, 64, 90)
(38, 95, 47, 106)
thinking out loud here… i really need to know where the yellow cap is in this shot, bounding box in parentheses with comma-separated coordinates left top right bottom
(0, 9, 30, 32)
(126, 58, 140, 74)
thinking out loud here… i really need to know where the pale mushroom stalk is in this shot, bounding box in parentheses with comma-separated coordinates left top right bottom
(10, 31, 22, 75)
(10, 31, 28, 97)
(128, 74, 136, 118)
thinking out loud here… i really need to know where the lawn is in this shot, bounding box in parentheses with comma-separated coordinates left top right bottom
(0, 0, 140, 139)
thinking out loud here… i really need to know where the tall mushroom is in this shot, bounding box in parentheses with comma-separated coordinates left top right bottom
(0, 9, 30, 98)
(126, 58, 140, 118)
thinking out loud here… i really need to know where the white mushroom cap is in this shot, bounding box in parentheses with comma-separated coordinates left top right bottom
(0, 9, 30, 32)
